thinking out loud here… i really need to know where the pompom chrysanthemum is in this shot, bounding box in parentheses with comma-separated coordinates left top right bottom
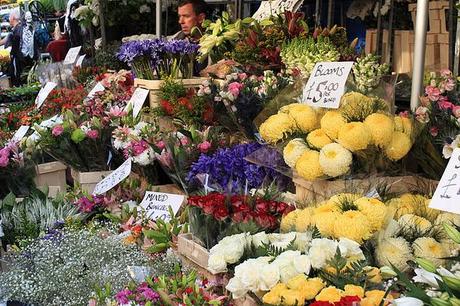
(375, 237, 413, 271)
(281, 103, 318, 133)
(355, 197, 388, 231)
(333, 210, 372, 243)
(295, 150, 324, 181)
(319, 143, 352, 178)
(337, 122, 371, 152)
(259, 113, 294, 144)
(295, 207, 315, 232)
(283, 138, 309, 168)
(385, 131, 412, 161)
(413, 237, 448, 267)
(398, 214, 432, 232)
(320, 111, 346, 140)
(307, 129, 332, 149)
(364, 113, 394, 147)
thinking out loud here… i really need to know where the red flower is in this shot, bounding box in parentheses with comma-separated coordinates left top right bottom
(255, 199, 270, 213)
(185, 287, 194, 294)
(310, 301, 333, 306)
(254, 213, 277, 229)
(335, 296, 361, 306)
(232, 211, 253, 223)
(202, 104, 214, 123)
(160, 99, 174, 115)
(213, 205, 229, 221)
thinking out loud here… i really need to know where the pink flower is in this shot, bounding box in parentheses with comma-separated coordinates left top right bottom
(86, 129, 99, 139)
(131, 140, 149, 156)
(197, 141, 212, 153)
(440, 69, 452, 78)
(180, 137, 190, 146)
(443, 78, 456, 92)
(238, 73, 248, 80)
(419, 96, 431, 107)
(227, 82, 244, 97)
(108, 106, 127, 118)
(453, 105, 460, 118)
(155, 140, 166, 150)
(0, 149, 9, 167)
(438, 99, 453, 110)
(430, 126, 439, 136)
(157, 150, 172, 169)
(425, 85, 442, 101)
(52, 125, 64, 136)
(415, 106, 430, 123)
(399, 111, 409, 118)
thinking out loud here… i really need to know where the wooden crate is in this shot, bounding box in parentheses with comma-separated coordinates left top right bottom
(293, 174, 439, 204)
(71, 168, 112, 194)
(34, 161, 67, 197)
(134, 78, 208, 108)
(409, 1, 449, 34)
(177, 233, 209, 269)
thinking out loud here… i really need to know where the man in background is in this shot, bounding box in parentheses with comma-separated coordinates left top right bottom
(171, 0, 208, 41)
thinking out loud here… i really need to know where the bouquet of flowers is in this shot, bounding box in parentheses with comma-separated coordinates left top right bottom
(117, 39, 199, 79)
(0, 48, 10, 73)
(187, 192, 294, 249)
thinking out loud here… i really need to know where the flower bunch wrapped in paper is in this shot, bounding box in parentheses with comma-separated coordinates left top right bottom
(187, 192, 295, 249)
(117, 39, 199, 79)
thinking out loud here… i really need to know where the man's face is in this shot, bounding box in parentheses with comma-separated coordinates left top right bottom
(9, 14, 17, 27)
(178, 3, 204, 35)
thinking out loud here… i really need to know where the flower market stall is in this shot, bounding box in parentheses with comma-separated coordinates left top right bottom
(3, 1, 460, 306)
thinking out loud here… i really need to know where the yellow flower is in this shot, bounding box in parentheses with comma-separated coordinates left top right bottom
(320, 110, 346, 140)
(333, 210, 372, 243)
(295, 150, 324, 181)
(302, 278, 325, 300)
(314, 212, 340, 237)
(259, 113, 294, 144)
(364, 113, 394, 147)
(281, 103, 318, 133)
(319, 143, 352, 178)
(295, 207, 315, 232)
(271, 283, 289, 295)
(344, 284, 365, 298)
(398, 214, 432, 232)
(287, 274, 308, 290)
(263, 291, 281, 305)
(385, 131, 412, 161)
(401, 117, 413, 137)
(365, 266, 383, 284)
(340, 92, 373, 119)
(435, 213, 460, 227)
(355, 197, 388, 231)
(337, 122, 372, 152)
(394, 116, 403, 132)
(375, 237, 413, 271)
(388, 197, 415, 219)
(283, 138, 309, 168)
(315, 286, 342, 303)
(314, 201, 340, 214)
(307, 129, 332, 149)
(360, 290, 388, 306)
(328, 193, 361, 207)
(280, 289, 305, 306)
(281, 210, 299, 233)
(413, 237, 449, 267)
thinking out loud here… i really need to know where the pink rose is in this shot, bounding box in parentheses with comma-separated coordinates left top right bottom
(156, 140, 166, 150)
(52, 125, 64, 136)
(430, 126, 439, 137)
(238, 73, 248, 80)
(86, 129, 99, 139)
(438, 99, 453, 110)
(440, 69, 452, 78)
(227, 82, 244, 97)
(425, 85, 441, 101)
(453, 105, 460, 118)
(197, 141, 212, 153)
(444, 78, 456, 92)
(419, 96, 431, 107)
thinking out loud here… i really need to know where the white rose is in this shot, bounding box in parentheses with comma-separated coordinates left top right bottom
(308, 238, 338, 269)
(226, 277, 247, 299)
(293, 255, 311, 275)
(238, 261, 260, 292)
(258, 263, 280, 291)
(222, 243, 244, 264)
(252, 232, 269, 248)
(268, 232, 296, 250)
(208, 253, 227, 274)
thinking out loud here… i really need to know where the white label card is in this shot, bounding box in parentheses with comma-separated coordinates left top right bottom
(11, 125, 30, 142)
(76, 54, 86, 67)
(139, 191, 185, 221)
(302, 61, 354, 109)
(35, 82, 57, 109)
(92, 158, 132, 195)
(63, 46, 82, 65)
(127, 88, 149, 118)
(430, 148, 460, 214)
(87, 82, 105, 98)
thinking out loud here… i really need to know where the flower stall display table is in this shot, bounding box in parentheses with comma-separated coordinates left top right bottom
(134, 78, 208, 108)
(71, 168, 113, 194)
(34, 161, 67, 197)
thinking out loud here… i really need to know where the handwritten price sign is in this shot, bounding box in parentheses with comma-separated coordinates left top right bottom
(139, 191, 185, 221)
(430, 148, 460, 214)
(302, 62, 354, 109)
(92, 158, 132, 195)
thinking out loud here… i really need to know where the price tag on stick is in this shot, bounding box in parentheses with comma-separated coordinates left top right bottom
(139, 191, 185, 221)
(87, 82, 105, 98)
(11, 125, 30, 142)
(63, 46, 82, 65)
(127, 88, 149, 118)
(75, 54, 86, 67)
(92, 158, 132, 195)
(430, 148, 460, 214)
(302, 61, 354, 109)
(35, 82, 57, 109)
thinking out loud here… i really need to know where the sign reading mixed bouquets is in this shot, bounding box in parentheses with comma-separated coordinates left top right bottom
(35, 82, 57, 109)
(430, 148, 460, 214)
(63, 46, 82, 65)
(92, 158, 132, 195)
(126, 87, 149, 118)
(11, 125, 30, 142)
(139, 191, 185, 221)
(302, 61, 354, 109)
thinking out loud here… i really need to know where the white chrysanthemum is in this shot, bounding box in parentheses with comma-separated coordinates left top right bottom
(308, 238, 339, 269)
(375, 237, 413, 272)
(398, 214, 432, 232)
(319, 143, 353, 177)
(283, 138, 309, 168)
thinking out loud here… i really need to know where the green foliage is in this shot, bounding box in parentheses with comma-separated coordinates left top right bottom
(95, 41, 126, 71)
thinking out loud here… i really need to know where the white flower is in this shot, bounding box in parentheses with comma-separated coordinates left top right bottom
(208, 253, 227, 274)
(294, 232, 313, 252)
(258, 263, 280, 291)
(226, 276, 247, 299)
(133, 147, 155, 166)
(382, 219, 401, 238)
(268, 232, 296, 250)
(338, 238, 365, 261)
(272, 250, 302, 283)
(413, 268, 441, 288)
(392, 297, 424, 306)
(252, 232, 269, 248)
(293, 254, 311, 275)
(308, 238, 338, 269)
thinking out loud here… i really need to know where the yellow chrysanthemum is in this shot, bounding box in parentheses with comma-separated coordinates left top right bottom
(281, 103, 319, 133)
(364, 113, 394, 147)
(344, 284, 365, 298)
(388, 197, 414, 220)
(314, 201, 340, 214)
(295, 207, 315, 232)
(319, 143, 353, 178)
(355, 197, 388, 231)
(271, 283, 289, 295)
(413, 237, 449, 267)
(307, 129, 332, 149)
(340, 92, 373, 114)
(333, 210, 372, 243)
(315, 286, 342, 303)
(361, 290, 389, 306)
(385, 132, 412, 161)
(263, 291, 281, 305)
(302, 278, 326, 300)
(295, 150, 324, 181)
(394, 116, 403, 132)
(314, 212, 341, 238)
(280, 210, 300, 233)
(394, 116, 413, 137)
(280, 289, 306, 306)
(320, 110, 347, 140)
(283, 138, 309, 168)
(337, 122, 372, 152)
(375, 237, 413, 271)
(398, 214, 432, 232)
(365, 266, 383, 284)
(287, 274, 308, 290)
(259, 113, 294, 144)
(327, 193, 361, 207)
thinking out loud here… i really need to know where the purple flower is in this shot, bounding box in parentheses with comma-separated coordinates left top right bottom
(115, 289, 133, 305)
(137, 284, 160, 301)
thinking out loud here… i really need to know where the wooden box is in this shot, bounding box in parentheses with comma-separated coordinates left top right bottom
(177, 233, 209, 269)
(34, 161, 67, 197)
(70, 168, 112, 194)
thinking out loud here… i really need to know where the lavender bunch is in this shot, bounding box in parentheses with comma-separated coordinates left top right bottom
(187, 142, 288, 192)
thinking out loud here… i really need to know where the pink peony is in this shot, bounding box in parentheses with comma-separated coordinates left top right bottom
(453, 105, 460, 118)
(52, 125, 64, 137)
(86, 129, 99, 139)
(197, 141, 212, 153)
(425, 85, 442, 101)
(227, 82, 244, 97)
(438, 99, 453, 110)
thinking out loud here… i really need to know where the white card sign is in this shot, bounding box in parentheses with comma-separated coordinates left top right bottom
(92, 158, 132, 195)
(76, 54, 86, 67)
(35, 82, 57, 109)
(87, 82, 105, 98)
(302, 62, 354, 109)
(430, 148, 460, 214)
(11, 125, 30, 142)
(139, 191, 185, 221)
(63, 46, 82, 65)
(127, 88, 149, 118)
